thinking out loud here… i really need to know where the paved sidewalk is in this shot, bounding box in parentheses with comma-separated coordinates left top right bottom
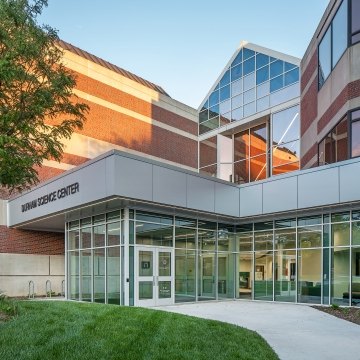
(155, 301, 360, 360)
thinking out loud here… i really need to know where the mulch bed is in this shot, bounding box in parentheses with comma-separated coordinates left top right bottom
(313, 306, 360, 325)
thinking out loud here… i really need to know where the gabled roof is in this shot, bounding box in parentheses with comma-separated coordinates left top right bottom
(198, 41, 301, 111)
(58, 40, 170, 97)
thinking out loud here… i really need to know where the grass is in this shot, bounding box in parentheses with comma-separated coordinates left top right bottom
(0, 300, 278, 360)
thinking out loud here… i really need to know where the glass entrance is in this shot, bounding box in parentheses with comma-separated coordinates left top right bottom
(135, 247, 174, 306)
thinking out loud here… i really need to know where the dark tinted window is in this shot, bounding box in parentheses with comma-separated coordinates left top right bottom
(256, 53, 269, 69)
(332, 0, 348, 66)
(318, 27, 331, 87)
(243, 57, 255, 76)
(220, 70, 230, 87)
(256, 66, 269, 85)
(270, 60, 283, 78)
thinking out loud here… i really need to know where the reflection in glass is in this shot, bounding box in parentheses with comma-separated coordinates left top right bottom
(298, 225, 322, 248)
(255, 231, 273, 251)
(238, 232, 253, 252)
(256, 66, 269, 85)
(351, 248, 360, 307)
(270, 60, 283, 78)
(298, 249, 321, 304)
(332, 222, 350, 246)
(319, 27, 331, 87)
(351, 121, 360, 158)
(175, 227, 196, 249)
(68, 230, 79, 250)
(250, 154, 267, 182)
(331, 247, 350, 305)
(94, 247, 105, 303)
(243, 57, 255, 76)
(250, 124, 267, 157)
(136, 222, 173, 247)
(234, 160, 249, 184)
(352, 221, 360, 246)
(199, 164, 217, 177)
(81, 249, 92, 302)
(332, 0, 348, 66)
(158, 281, 171, 299)
(231, 64, 242, 82)
(81, 228, 91, 249)
(272, 105, 300, 145)
(254, 252, 273, 300)
(256, 53, 269, 69)
(234, 130, 249, 161)
(199, 252, 216, 300)
(275, 250, 296, 302)
(107, 247, 120, 304)
(275, 228, 296, 249)
(93, 225, 105, 248)
(272, 140, 300, 167)
(175, 249, 196, 302)
(284, 68, 299, 86)
(69, 251, 79, 300)
(244, 102, 256, 117)
(198, 230, 216, 251)
(107, 222, 120, 246)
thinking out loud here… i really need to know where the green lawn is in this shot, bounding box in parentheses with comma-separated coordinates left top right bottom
(0, 300, 278, 360)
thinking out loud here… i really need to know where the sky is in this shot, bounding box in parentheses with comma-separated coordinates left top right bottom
(40, 0, 330, 109)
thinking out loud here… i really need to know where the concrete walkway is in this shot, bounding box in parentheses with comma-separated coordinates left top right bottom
(155, 301, 360, 360)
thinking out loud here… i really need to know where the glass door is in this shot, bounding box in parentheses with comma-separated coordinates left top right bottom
(135, 247, 174, 306)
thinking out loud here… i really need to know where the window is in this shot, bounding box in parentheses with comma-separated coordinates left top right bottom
(318, 116, 348, 165)
(318, 0, 348, 89)
(351, 0, 360, 44)
(351, 109, 360, 157)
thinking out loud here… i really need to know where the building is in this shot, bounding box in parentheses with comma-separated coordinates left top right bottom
(2, 0, 360, 307)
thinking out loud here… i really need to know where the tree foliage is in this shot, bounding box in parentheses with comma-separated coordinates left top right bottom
(0, 0, 88, 192)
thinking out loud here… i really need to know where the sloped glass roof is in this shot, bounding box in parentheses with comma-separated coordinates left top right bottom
(199, 46, 299, 135)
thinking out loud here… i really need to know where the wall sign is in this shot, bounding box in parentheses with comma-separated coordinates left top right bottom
(21, 182, 80, 213)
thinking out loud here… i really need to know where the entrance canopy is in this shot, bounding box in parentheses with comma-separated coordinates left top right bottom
(7, 150, 360, 232)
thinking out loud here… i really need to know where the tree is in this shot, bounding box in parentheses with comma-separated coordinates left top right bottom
(0, 0, 88, 192)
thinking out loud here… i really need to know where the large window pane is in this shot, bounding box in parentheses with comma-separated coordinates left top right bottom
(331, 247, 350, 305)
(175, 227, 196, 249)
(335, 116, 348, 161)
(351, 247, 360, 306)
(272, 140, 300, 168)
(332, 0, 348, 66)
(239, 252, 253, 299)
(69, 251, 79, 300)
(234, 130, 249, 161)
(136, 222, 173, 247)
(298, 249, 321, 304)
(107, 222, 120, 246)
(352, 0, 360, 34)
(175, 249, 196, 302)
(298, 225, 322, 248)
(238, 232, 253, 252)
(250, 154, 267, 182)
(198, 252, 216, 300)
(68, 230, 79, 250)
(243, 57, 255, 76)
(332, 222, 350, 246)
(93, 225, 105, 248)
(275, 228, 296, 249)
(218, 253, 235, 299)
(351, 121, 360, 158)
(272, 105, 300, 145)
(275, 250, 296, 302)
(107, 247, 120, 304)
(94, 248, 105, 303)
(254, 252, 273, 300)
(255, 231, 273, 251)
(250, 124, 267, 157)
(80, 249, 92, 302)
(319, 27, 331, 87)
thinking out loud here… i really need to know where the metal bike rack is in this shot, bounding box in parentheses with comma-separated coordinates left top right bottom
(61, 280, 65, 297)
(28, 280, 35, 299)
(45, 280, 52, 298)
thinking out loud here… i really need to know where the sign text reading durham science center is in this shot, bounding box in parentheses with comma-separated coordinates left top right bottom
(21, 182, 80, 213)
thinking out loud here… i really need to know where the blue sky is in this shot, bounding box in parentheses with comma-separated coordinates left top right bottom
(40, 1, 329, 108)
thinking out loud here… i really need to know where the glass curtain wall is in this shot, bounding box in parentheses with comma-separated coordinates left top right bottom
(175, 217, 197, 302)
(66, 211, 122, 304)
(67, 208, 360, 306)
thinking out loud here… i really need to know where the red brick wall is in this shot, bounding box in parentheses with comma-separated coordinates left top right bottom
(301, 78, 318, 136)
(0, 225, 64, 255)
(74, 71, 198, 136)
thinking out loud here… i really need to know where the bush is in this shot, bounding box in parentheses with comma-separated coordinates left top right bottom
(0, 290, 18, 317)
(331, 303, 340, 310)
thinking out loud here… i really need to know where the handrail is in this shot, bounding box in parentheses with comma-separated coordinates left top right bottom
(28, 280, 35, 299)
(45, 280, 52, 298)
